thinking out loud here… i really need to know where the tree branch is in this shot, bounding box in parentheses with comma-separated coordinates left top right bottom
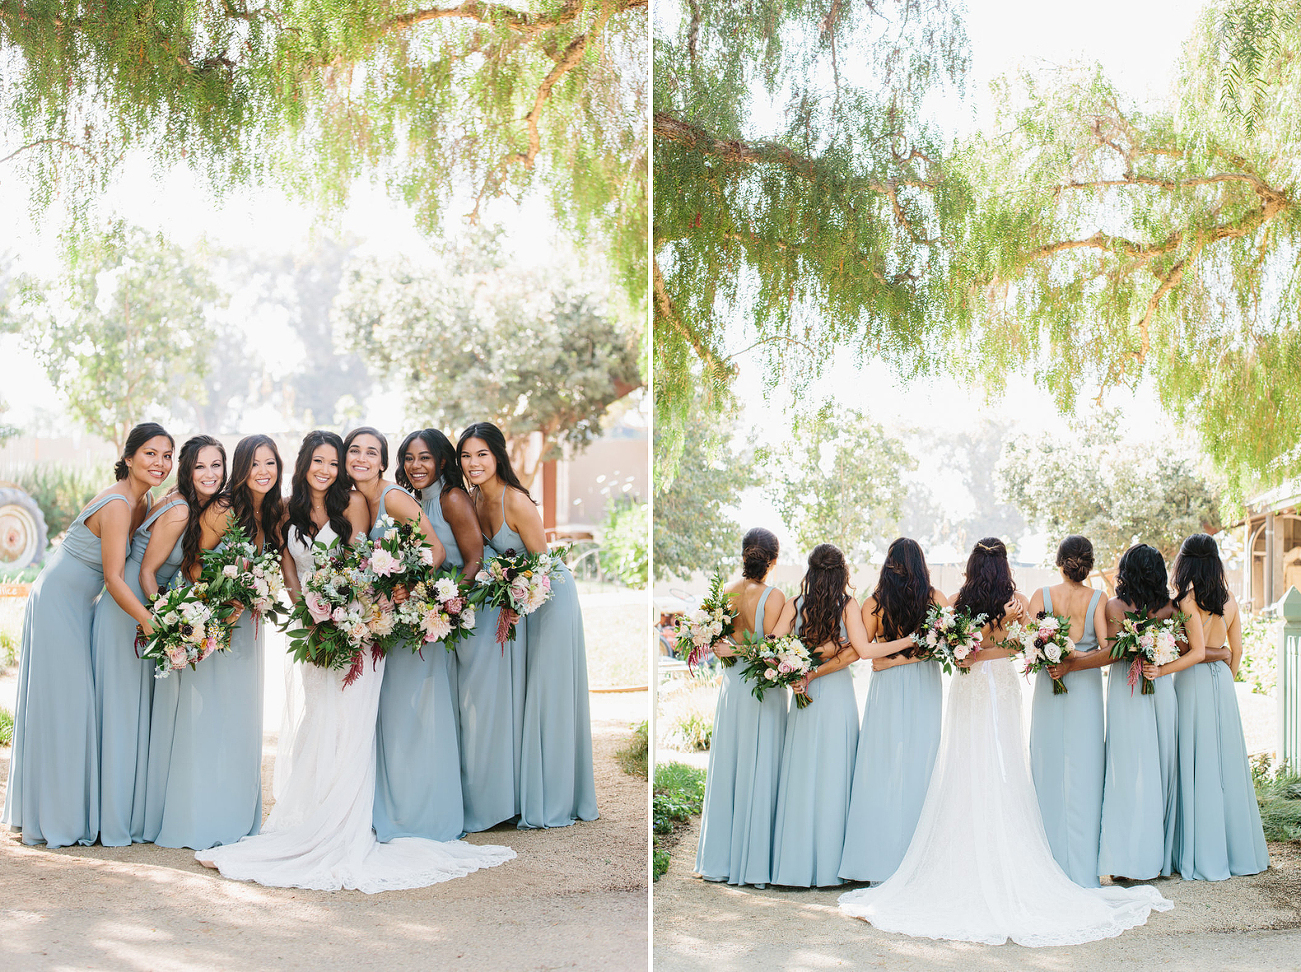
(0, 138, 96, 164)
(653, 255, 735, 381)
(378, 0, 645, 36)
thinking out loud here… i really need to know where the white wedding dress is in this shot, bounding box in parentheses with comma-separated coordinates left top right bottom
(195, 524, 515, 892)
(838, 657, 1173, 946)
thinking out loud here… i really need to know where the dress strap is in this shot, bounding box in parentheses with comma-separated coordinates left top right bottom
(141, 497, 186, 532)
(1042, 586, 1053, 614)
(375, 483, 403, 524)
(755, 585, 775, 636)
(1083, 588, 1103, 646)
(75, 491, 130, 525)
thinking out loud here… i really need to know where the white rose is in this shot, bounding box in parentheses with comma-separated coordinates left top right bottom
(222, 564, 239, 578)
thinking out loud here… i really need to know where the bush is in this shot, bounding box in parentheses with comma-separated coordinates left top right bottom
(599, 499, 648, 588)
(0, 629, 16, 669)
(3, 462, 112, 539)
(1238, 613, 1278, 696)
(1254, 754, 1301, 842)
(658, 675, 718, 752)
(652, 761, 707, 881)
(616, 720, 649, 777)
(0, 707, 12, 746)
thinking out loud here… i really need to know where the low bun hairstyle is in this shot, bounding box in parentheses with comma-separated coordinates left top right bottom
(115, 422, 174, 480)
(1115, 544, 1171, 617)
(1056, 535, 1095, 583)
(740, 527, 779, 580)
(1172, 534, 1230, 616)
(796, 543, 851, 651)
(954, 537, 1017, 626)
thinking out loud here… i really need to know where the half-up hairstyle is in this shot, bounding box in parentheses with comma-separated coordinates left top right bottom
(178, 435, 226, 579)
(457, 422, 534, 501)
(396, 429, 467, 500)
(872, 537, 932, 641)
(343, 426, 389, 473)
(1115, 544, 1171, 617)
(954, 537, 1017, 626)
(1173, 534, 1229, 616)
(740, 527, 779, 581)
(288, 430, 353, 546)
(796, 543, 852, 652)
(115, 422, 174, 480)
(1056, 535, 1095, 583)
(220, 434, 285, 551)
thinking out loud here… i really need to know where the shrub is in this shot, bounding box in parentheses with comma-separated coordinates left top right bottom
(599, 498, 648, 588)
(616, 720, 649, 777)
(0, 629, 16, 669)
(652, 761, 707, 881)
(0, 707, 12, 747)
(658, 675, 718, 752)
(3, 462, 112, 539)
(1238, 613, 1278, 696)
(1254, 754, 1301, 842)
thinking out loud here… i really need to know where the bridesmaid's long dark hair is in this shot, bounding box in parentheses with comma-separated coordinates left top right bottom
(872, 537, 932, 640)
(220, 434, 285, 551)
(1172, 534, 1229, 616)
(178, 435, 226, 579)
(954, 537, 1017, 626)
(457, 422, 533, 501)
(287, 430, 353, 545)
(115, 422, 174, 480)
(397, 428, 467, 499)
(797, 543, 852, 652)
(1115, 544, 1171, 616)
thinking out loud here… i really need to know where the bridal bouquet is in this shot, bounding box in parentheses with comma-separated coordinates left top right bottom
(136, 583, 231, 677)
(736, 631, 819, 708)
(1110, 610, 1186, 695)
(670, 571, 738, 670)
(200, 525, 287, 627)
(913, 603, 988, 675)
(473, 546, 567, 646)
(1006, 612, 1076, 695)
(395, 568, 477, 652)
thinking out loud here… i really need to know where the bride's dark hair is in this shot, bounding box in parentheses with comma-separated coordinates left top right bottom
(871, 537, 932, 640)
(797, 543, 852, 651)
(1172, 534, 1229, 616)
(1115, 544, 1171, 616)
(954, 537, 1016, 626)
(287, 431, 353, 546)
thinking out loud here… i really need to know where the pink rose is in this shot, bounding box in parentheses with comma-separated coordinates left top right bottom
(167, 646, 189, 669)
(332, 606, 347, 623)
(304, 590, 332, 623)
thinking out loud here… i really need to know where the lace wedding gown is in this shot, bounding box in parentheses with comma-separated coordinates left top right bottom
(195, 524, 516, 892)
(838, 657, 1173, 946)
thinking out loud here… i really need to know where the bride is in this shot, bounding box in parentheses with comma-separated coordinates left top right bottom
(838, 537, 1173, 947)
(196, 430, 515, 892)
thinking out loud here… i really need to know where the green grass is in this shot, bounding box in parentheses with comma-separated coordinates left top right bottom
(0, 564, 41, 583)
(1254, 755, 1301, 841)
(615, 720, 649, 777)
(0, 629, 16, 670)
(652, 761, 706, 880)
(0, 707, 13, 747)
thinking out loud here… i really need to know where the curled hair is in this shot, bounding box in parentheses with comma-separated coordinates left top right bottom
(797, 543, 851, 651)
(219, 434, 285, 552)
(1056, 535, 1095, 583)
(872, 537, 932, 641)
(954, 537, 1016, 626)
(396, 428, 467, 499)
(1173, 534, 1229, 616)
(1115, 544, 1171, 617)
(343, 426, 389, 473)
(288, 431, 353, 546)
(457, 422, 534, 502)
(178, 435, 226, 579)
(740, 527, 779, 581)
(115, 422, 174, 480)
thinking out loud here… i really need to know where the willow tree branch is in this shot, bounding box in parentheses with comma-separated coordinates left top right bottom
(0, 138, 95, 164)
(653, 254, 735, 380)
(379, 0, 645, 36)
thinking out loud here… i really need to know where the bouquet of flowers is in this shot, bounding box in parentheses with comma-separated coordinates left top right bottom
(913, 603, 988, 675)
(395, 568, 477, 652)
(473, 546, 567, 647)
(1005, 612, 1076, 694)
(1110, 610, 1186, 695)
(136, 583, 231, 677)
(200, 524, 287, 628)
(669, 572, 738, 670)
(735, 631, 819, 708)
(361, 514, 438, 600)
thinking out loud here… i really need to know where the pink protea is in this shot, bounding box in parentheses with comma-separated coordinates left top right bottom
(445, 597, 464, 615)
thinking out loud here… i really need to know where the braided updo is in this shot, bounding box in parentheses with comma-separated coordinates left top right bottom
(740, 527, 779, 580)
(1056, 535, 1095, 583)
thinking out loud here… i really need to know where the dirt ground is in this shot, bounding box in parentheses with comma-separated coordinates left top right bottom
(654, 814, 1301, 971)
(0, 691, 649, 972)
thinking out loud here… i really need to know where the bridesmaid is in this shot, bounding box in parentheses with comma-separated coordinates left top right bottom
(147, 434, 285, 849)
(694, 527, 788, 887)
(769, 543, 911, 887)
(369, 428, 467, 841)
(1096, 543, 1205, 881)
(839, 537, 945, 885)
(3, 423, 173, 847)
(1021, 535, 1109, 887)
(1170, 534, 1269, 880)
(460, 422, 598, 829)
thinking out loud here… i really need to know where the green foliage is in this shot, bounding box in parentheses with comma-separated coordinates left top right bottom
(651, 760, 707, 880)
(1214, 0, 1299, 133)
(767, 404, 913, 562)
(664, 711, 712, 753)
(653, 848, 671, 880)
(600, 499, 648, 588)
(615, 720, 649, 777)
(1238, 613, 1279, 695)
(1253, 754, 1301, 841)
(0, 628, 16, 669)
(0, 706, 12, 746)
(653, 404, 756, 578)
(335, 236, 641, 485)
(996, 417, 1221, 570)
(3, 463, 113, 539)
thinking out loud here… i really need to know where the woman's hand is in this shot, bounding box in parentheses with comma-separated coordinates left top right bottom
(226, 601, 245, 624)
(1046, 656, 1074, 681)
(713, 641, 735, 659)
(1003, 597, 1025, 624)
(137, 618, 155, 638)
(791, 674, 810, 696)
(871, 655, 896, 673)
(1141, 660, 1161, 681)
(392, 583, 410, 606)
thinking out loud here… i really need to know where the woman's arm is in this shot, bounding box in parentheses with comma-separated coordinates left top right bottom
(504, 488, 548, 557)
(1225, 601, 1244, 678)
(281, 540, 303, 603)
(442, 487, 485, 581)
(345, 492, 371, 543)
(770, 598, 797, 638)
(98, 499, 155, 631)
(1050, 590, 1114, 678)
(139, 504, 187, 599)
(761, 588, 787, 636)
(1143, 595, 1206, 680)
(958, 594, 1029, 666)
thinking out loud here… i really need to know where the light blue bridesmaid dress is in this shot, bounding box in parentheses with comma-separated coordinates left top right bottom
(1029, 587, 1106, 887)
(3, 493, 128, 847)
(694, 586, 788, 886)
(510, 495, 598, 829)
(771, 602, 859, 887)
(838, 635, 942, 883)
(92, 497, 186, 846)
(1172, 644, 1269, 880)
(373, 482, 465, 841)
(1097, 626, 1178, 880)
(143, 538, 266, 850)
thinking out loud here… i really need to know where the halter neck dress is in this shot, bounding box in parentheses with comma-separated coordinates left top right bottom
(1030, 586, 1106, 887)
(373, 482, 465, 841)
(694, 585, 787, 887)
(92, 496, 186, 845)
(3, 492, 129, 847)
